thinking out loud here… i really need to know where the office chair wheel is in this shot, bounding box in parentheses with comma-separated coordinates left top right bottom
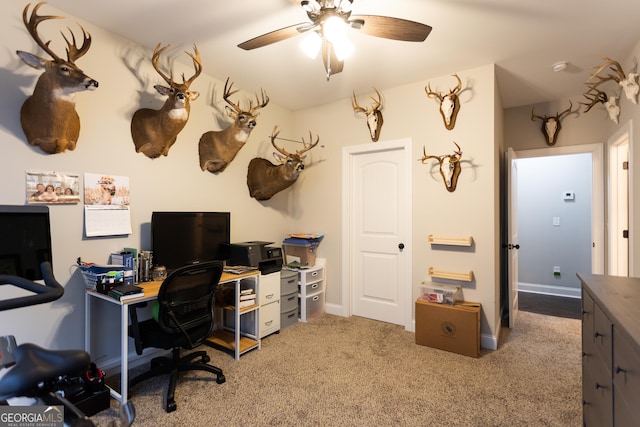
(216, 374, 226, 384)
(202, 355, 210, 363)
(166, 400, 177, 413)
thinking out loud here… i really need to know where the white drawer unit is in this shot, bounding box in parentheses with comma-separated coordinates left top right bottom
(297, 262, 325, 322)
(259, 272, 280, 338)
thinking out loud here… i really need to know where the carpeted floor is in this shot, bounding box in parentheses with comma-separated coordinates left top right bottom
(93, 311, 582, 426)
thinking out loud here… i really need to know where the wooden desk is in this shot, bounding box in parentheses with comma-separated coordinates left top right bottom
(84, 270, 259, 404)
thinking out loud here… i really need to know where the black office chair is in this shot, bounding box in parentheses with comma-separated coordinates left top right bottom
(128, 261, 226, 412)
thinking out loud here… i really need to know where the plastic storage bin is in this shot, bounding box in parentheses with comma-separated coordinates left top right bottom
(419, 283, 463, 305)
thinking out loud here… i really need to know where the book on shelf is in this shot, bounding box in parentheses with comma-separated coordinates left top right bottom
(240, 293, 256, 301)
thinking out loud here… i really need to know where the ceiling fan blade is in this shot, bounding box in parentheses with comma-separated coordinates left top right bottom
(321, 39, 344, 77)
(238, 23, 308, 50)
(350, 15, 432, 42)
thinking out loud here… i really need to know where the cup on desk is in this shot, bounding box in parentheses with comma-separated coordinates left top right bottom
(152, 265, 167, 281)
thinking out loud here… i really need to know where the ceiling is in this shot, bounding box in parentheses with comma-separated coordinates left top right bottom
(44, 0, 640, 111)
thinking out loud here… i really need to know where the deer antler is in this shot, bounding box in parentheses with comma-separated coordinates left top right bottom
(182, 45, 202, 87)
(249, 88, 269, 115)
(222, 77, 241, 112)
(22, 2, 92, 64)
(449, 74, 462, 95)
(269, 126, 290, 157)
(352, 87, 382, 114)
(297, 131, 320, 157)
(424, 82, 444, 101)
(581, 85, 608, 113)
(587, 56, 627, 89)
(151, 43, 173, 85)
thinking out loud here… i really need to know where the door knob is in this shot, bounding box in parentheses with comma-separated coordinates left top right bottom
(398, 243, 405, 250)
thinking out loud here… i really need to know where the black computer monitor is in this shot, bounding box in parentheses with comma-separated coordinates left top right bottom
(151, 211, 231, 271)
(0, 205, 52, 281)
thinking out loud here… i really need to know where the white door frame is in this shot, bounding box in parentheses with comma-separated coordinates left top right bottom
(341, 138, 413, 330)
(607, 120, 634, 276)
(514, 143, 604, 274)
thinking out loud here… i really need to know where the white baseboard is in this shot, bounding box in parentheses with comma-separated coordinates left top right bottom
(518, 282, 581, 299)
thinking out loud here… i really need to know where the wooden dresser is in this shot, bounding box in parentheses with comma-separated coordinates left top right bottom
(578, 273, 640, 426)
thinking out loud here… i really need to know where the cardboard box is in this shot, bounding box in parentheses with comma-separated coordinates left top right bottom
(415, 298, 481, 358)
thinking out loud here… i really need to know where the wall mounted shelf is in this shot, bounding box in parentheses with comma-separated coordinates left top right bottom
(428, 267, 473, 282)
(428, 235, 473, 246)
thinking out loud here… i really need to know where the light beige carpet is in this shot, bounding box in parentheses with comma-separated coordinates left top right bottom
(94, 310, 582, 426)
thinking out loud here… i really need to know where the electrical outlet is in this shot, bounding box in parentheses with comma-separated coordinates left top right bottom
(553, 266, 561, 277)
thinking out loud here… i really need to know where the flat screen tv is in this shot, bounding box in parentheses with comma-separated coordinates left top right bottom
(0, 205, 52, 281)
(151, 211, 231, 271)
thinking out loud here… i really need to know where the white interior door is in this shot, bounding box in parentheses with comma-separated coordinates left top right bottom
(342, 139, 411, 328)
(507, 148, 519, 328)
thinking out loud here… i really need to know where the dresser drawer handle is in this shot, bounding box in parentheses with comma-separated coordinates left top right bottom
(265, 320, 273, 326)
(312, 295, 320, 302)
(265, 293, 274, 299)
(615, 365, 627, 374)
(595, 382, 608, 390)
(594, 331, 603, 338)
(311, 283, 319, 290)
(311, 271, 319, 277)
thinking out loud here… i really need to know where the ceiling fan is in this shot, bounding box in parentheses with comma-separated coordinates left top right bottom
(238, 0, 432, 79)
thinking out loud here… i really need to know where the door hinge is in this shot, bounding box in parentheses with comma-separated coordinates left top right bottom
(623, 230, 629, 239)
(623, 161, 629, 170)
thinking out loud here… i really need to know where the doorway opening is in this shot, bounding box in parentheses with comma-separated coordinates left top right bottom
(505, 143, 603, 321)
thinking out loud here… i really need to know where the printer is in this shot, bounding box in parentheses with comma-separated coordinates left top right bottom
(227, 241, 282, 274)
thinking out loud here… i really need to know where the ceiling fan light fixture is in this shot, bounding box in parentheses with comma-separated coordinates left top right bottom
(323, 15, 347, 43)
(301, 0, 321, 13)
(337, 0, 353, 13)
(300, 31, 322, 59)
(333, 38, 354, 61)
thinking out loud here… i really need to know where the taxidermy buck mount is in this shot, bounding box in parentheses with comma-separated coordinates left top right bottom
(352, 87, 383, 142)
(16, 2, 98, 154)
(530, 102, 573, 146)
(247, 126, 319, 201)
(421, 142, 463, 193)
(199, 78, 269, 173)
(131, 43, 202, 159)
(425, 74, 463, 130)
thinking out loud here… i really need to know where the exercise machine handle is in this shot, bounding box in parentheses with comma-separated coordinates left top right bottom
(0, 262, 63, 312)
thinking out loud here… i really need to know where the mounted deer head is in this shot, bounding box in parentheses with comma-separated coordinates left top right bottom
(530, 102, 573, 146)
(199, 78, 269, 173)
(16, 2, 98, 154)
(421, 142, 463, 192)
(587, 56, 639, 104)
(581, 85, 620, 124)
(131, 43, 202, 158)
(352, 88, 384, 142)
(425, 74, 462, 130)
(247, 126, 319, 201)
